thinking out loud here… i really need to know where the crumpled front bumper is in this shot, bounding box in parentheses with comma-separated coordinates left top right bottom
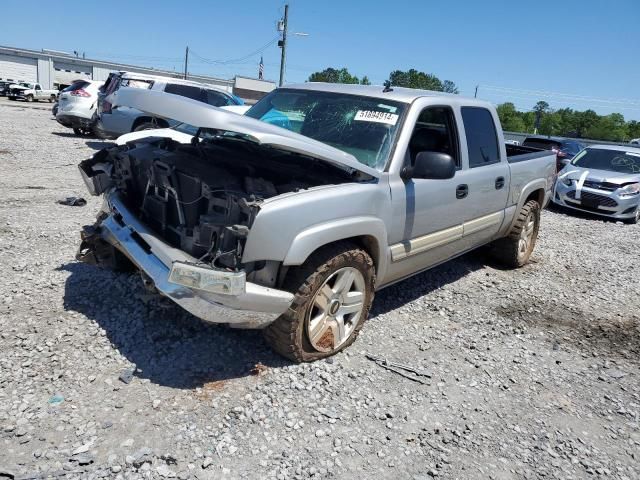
(553, 181, 640, 220)
(78, 192, 294, 328)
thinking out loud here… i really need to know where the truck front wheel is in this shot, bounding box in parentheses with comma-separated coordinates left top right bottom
(25, 94, 33, 102)
(264, 242, 375, 362)
(491, 199, 540, 268)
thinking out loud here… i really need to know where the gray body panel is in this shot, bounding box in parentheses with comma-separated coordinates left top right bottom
(89, 83, 555, 325)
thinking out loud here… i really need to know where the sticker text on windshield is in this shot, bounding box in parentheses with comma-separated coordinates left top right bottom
(354, 110, 399, 126)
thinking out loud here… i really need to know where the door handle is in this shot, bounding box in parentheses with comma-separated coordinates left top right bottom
(456, 184, 468, 199)
(495, 176, 505, 189)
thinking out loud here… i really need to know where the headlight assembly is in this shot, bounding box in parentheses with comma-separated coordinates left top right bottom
(619, 183, 640, 198)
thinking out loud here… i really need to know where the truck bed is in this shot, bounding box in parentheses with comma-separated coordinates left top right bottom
(505, 143, 554, 164)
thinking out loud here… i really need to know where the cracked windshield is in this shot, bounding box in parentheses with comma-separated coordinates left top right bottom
(246, 89, 406, 170)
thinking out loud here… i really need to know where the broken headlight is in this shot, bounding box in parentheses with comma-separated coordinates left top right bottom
(168, 262, 245, 295)
(618, 183, 640, 198)
(562, 177, 574, 186)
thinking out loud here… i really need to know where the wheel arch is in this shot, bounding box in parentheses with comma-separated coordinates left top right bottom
(282, 217, 389, 282)
(131, 115, 169, 131)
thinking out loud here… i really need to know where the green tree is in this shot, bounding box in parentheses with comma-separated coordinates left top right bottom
(360, 75, 371, 86)
(533, 101, 550, 114)
(388, 69, 444, 91)
(627, 120, 640, 139)
(307, 67, 367, 84)
(442, 80, 459, 94)
(496, 103, 526, 132)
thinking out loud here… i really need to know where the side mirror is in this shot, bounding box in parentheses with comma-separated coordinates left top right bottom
(401, 151, 456, 181)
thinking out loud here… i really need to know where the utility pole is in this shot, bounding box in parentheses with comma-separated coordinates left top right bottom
(184, 46, 189, 80)
(278, 4, 289, 87)
(474, 85, 479, 98)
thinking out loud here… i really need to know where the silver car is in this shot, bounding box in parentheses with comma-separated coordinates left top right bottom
(553, 145, 640, 224)
(94, 71, 243, 138)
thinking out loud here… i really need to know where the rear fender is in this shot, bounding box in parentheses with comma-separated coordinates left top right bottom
(501, 178, 548, 235)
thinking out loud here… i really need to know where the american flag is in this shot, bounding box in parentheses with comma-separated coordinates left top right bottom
(258, 56, 264, 80)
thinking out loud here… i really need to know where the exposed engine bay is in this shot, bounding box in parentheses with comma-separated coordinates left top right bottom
(79, 135, 360, 272)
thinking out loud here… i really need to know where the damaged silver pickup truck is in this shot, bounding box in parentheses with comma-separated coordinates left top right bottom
(76, 83, 556, 361)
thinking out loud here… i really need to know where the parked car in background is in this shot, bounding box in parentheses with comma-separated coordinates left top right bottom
(553, 145, 640, 224)
(77, 83, 555, 361)
(114, 105, 250, 145)
(8, 82, 58, 102)
(0, 81, 11, 96)
(522, 136, 585, 171)
(94, 71, 244, 138)
(55, 79, 104, 135)
(630, 138, 640, 145)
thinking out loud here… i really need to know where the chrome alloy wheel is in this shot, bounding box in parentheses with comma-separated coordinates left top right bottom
(306, 267, 366, 352)
(518, 211, 536, 257)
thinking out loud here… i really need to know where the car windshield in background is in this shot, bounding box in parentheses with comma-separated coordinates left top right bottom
(245, 89, 406, 170)
(572, 148, 640, 174)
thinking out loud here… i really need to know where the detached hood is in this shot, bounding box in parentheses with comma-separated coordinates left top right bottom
(560, 166, 640, 186)
(9, 85, 29, 91)
(109, 87, 380, 179)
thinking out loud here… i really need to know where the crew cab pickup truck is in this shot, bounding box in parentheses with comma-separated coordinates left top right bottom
(76, 83, 556, 361)
(8, 82, 58, 102)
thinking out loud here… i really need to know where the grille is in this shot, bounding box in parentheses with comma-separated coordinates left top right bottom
(566, 190, 618, 208)
(582, 180, 618, 192)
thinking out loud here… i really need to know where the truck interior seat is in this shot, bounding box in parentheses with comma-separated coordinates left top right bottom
(409, 127, 448, 163)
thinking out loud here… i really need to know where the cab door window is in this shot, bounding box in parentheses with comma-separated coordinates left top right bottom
(407, 106, 460, 168)
(461, 107, 500, 168)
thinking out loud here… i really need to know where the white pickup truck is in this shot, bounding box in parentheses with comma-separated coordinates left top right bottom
(77, 83, 556, 361)
(8, 82, 58, 102)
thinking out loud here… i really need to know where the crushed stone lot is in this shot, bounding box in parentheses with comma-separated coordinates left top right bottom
(0, 105, 639, 480)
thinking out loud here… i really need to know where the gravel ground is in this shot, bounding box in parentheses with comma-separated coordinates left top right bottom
(1, 105, 639, 480)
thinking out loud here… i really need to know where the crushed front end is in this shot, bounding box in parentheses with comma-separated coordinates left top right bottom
(75, 137, 312, 328)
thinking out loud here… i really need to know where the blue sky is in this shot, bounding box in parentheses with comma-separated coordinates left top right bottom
(2, 0, 639, 119)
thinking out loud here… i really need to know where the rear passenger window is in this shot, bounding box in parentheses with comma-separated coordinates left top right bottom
(461, 107, 500, 168)
(164, 84, 205, 102)
(205, 90, 232, 107)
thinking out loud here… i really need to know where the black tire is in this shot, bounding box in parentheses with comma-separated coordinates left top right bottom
(133, 122, 156, 132)
(263, 242, 375, 362)
(623, 209, 639, 225)
(25, 94, 33, 103)
(49, 95, 55, 103)
(73, 128, 83, 136)
(490, 199, 541, 268)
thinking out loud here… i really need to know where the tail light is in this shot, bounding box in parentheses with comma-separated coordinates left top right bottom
(70, 89, 91, 97)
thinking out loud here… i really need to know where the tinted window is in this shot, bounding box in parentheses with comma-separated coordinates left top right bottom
(561, 141, 583, 154)
(165, 83, 205, 102)
(205, 89, 232, 107)
(409, 107, 460, 167)
(461, 107, 500, 167)
(62, 81, 90, 92)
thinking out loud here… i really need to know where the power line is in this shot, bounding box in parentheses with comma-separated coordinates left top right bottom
(481, 84, 640, 107)
(190, 37, 279, 66)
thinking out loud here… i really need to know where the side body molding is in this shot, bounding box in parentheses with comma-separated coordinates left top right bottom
(283, 216, 389, 281)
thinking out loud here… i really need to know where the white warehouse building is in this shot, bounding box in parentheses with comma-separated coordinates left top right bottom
(0, 45, 275, 103)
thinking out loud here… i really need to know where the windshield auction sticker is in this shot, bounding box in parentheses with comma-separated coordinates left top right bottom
(354, 110, 399, 125)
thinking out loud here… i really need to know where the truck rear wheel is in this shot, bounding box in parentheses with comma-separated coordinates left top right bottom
(264, 242, 375, 362)
(491, 199, 540, 268)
